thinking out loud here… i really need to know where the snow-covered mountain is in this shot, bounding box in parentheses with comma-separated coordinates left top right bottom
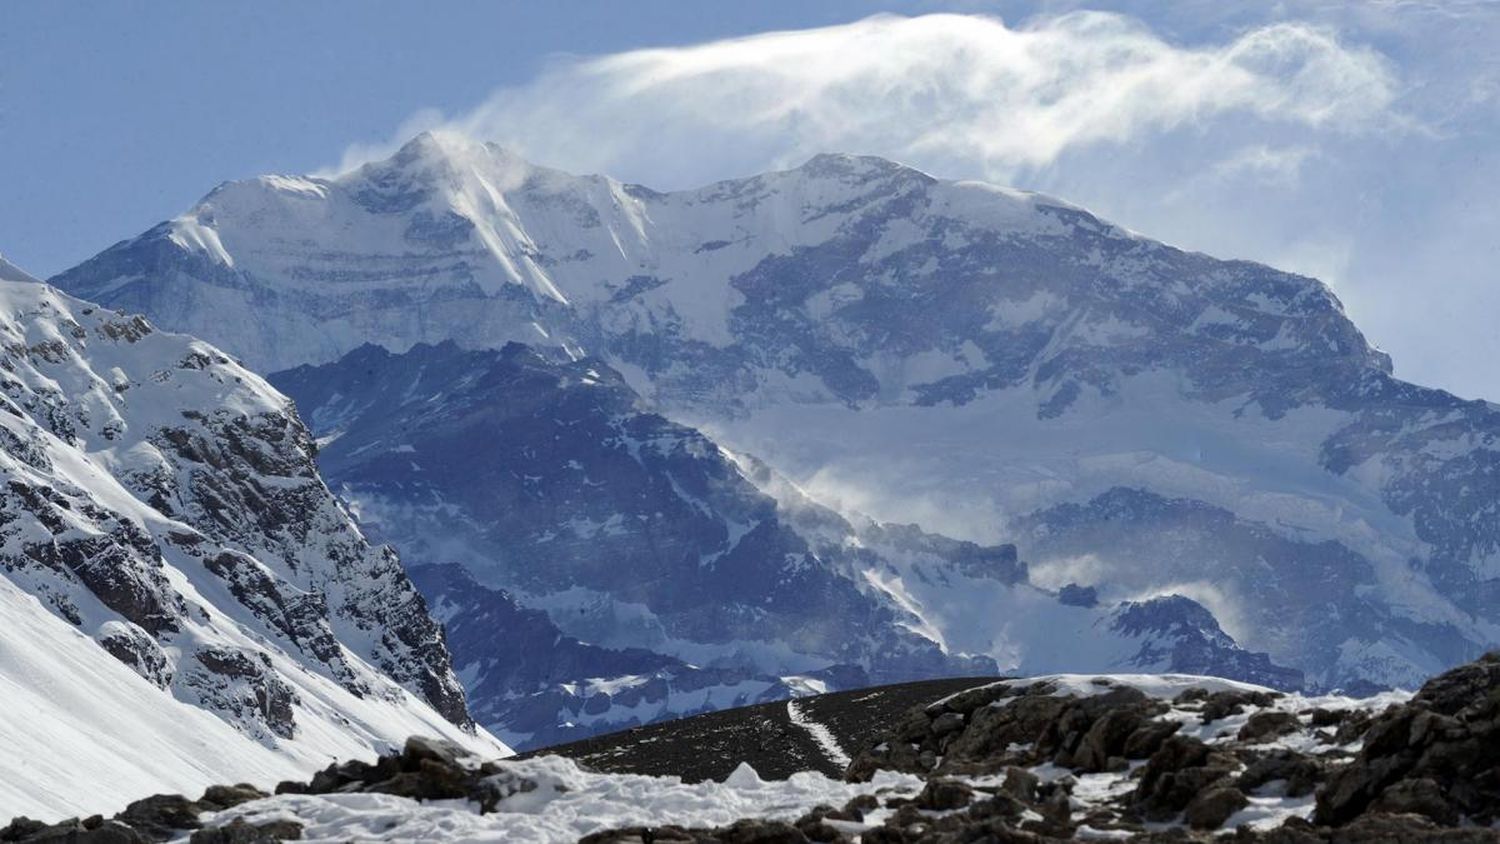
(52, 132, 1500, 690)
(0, 258, 505, 821)
(268, 340, 1297, 747)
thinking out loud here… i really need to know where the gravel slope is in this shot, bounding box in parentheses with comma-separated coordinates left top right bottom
(517, 677, 1001, 781)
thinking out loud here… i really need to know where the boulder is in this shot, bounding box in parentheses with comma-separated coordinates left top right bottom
(915, 779, 974, 811)
(1184, 786, 1248, 829)
(1000, 766, 1040, 803)
(1132, 736, 1238, 820)
(1236, 750, 1325, 798)
(1238, 711, 1299, 743)
(197, 785, 267, 811)
(188, 819, 303, 843)
(1315, 652, 1500, 827)
(113, 794, 201, 839)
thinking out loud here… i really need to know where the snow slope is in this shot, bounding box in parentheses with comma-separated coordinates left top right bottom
(0, 260, 507, 820)
(50, 135, 1500, 689)
(0, 577, 490, 821)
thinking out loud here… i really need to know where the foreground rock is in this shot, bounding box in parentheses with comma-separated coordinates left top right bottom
(1316, 652, 1500, 827)
(8, 655, 1500, 842)
(520, 676, 996, 781)
(591, 654, 1500, 842)
(0, 737, 486, 843)
(0, 781, 272, 843)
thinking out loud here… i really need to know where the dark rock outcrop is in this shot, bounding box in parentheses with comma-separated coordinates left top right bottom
(1316, 652, 1500, 827)
(847, 678, 1179, 781)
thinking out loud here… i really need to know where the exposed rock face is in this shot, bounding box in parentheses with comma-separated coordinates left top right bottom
(1015, 488, 1414, 692)
(271, 343, 970, 678)
(1107, 596, 1304, 690)
(50, 134, 1500, 691)
(272, 341, 999, 744)
(1316, 652, 1500, 827)
(0, 274, 502, 820)
(0, 280, 469, 725)
(181, 648, 298, 741)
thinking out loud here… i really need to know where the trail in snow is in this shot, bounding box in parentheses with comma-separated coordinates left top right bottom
(786, 700, 851, 769)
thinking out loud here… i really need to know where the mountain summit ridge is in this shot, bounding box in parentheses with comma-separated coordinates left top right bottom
(55, 132, 1383, 382)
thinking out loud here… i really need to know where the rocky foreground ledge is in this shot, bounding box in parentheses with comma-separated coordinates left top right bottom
(626, 653, 1500, 842)
(5, 654, 1498, 842)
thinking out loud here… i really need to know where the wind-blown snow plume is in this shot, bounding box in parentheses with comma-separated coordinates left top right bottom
(327, 12, 1396, 186)
(312, 7, 1500, 403)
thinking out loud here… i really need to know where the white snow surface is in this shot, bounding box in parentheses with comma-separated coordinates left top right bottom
(785, 699, 852, 769)
(60, 135, 1068, 373)
(0, 577, 491, 821)
(183, 755, 923, 843)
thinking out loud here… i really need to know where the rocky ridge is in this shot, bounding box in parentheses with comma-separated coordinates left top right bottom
(0, 264, 502, 820)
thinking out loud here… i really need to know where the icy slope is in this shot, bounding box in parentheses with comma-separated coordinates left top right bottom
(0, 267, 506, 819)
(50, 135, 1500, 688)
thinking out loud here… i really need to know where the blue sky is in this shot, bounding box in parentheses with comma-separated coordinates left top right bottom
(5, 1, 1500, 399)
(2, 1, 915, 276)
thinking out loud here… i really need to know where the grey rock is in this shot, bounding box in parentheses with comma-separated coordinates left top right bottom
(1316, 652, 1500, 826)
(189, 819, 302, 844)
(1239, 711, 1300, 743)
(1184, 786, 1248, 830)
(930, 712, 966, 737)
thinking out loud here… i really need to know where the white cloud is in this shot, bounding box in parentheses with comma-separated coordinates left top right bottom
(1208, 144, 1317, 186)
(328, 12, 1397, 189)
(319, 108, 447, 179)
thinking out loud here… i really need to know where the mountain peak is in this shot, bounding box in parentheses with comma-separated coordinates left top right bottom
(44, 123, 1500, 701)
(795, 151, 933, 182)
(371, 131, 540, 188)
(387, 130, 498, 167)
